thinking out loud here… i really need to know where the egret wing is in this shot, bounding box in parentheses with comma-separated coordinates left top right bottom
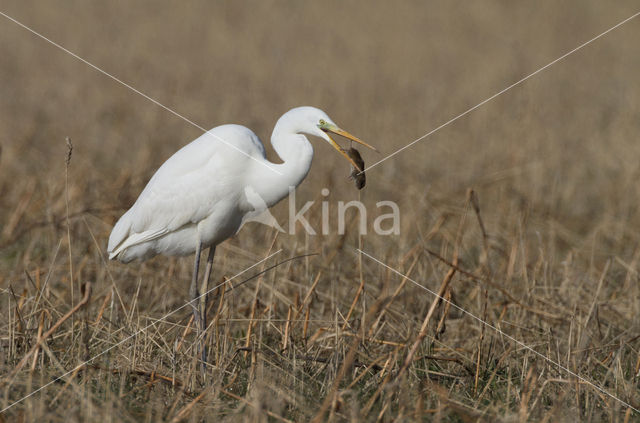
(108, 227, 168, 259)
(108, 125, 266, 259)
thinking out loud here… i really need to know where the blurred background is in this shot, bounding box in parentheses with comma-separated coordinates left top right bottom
(1, 2, 640, 249)
(1, 1, 640, 421)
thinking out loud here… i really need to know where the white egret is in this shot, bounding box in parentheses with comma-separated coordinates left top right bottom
(108, 106, 376, 365)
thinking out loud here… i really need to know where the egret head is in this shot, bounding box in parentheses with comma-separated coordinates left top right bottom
(283, 106, 377, 171)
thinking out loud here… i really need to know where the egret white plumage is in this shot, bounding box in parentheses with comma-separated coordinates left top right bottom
(108, 106, 375, 367)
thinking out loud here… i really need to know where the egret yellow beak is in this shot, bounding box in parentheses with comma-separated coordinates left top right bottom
(319, 122, 377, 172)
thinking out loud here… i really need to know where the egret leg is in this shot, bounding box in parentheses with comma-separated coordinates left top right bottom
(189, 243, 203, 332)
(199, 246, 216, 369)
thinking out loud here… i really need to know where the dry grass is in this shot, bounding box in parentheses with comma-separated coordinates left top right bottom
(2, 1, 640, 421)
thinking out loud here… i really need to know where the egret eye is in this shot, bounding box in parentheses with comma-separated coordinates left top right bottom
(319, 119, 326, 125)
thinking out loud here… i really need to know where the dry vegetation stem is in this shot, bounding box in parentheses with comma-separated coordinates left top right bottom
(5, 282, 91, 382)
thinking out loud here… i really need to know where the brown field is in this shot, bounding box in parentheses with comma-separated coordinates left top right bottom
(2, 1, 640, 421)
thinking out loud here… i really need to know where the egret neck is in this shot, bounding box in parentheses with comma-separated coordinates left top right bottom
(249, 117, 314, 208)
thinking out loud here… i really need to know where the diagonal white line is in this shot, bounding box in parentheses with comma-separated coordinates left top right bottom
(0, 11, 282, 176)
(357, 248, 640, 414)
(0, 249, 282, 414)
(363, 10, 640, 174)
